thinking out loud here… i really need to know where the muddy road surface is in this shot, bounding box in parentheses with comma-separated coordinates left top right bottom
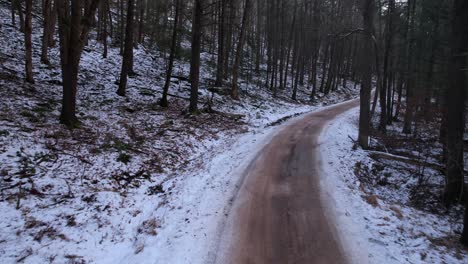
(217, 99, 359, 264)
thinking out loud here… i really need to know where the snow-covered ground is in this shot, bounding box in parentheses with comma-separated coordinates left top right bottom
(0, 4, 360, 263)
(3, 1, 465, 261)
(320, 108, 468, 264)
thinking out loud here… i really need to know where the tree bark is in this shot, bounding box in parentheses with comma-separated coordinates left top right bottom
(160, 0, 180, 107)
(48, 0, 58, 47)
(11, 0, 15, 26)
(445, 0, 467, 207)
(24, 0, 34, 83)
(117, 0, 135, 97)
(189, 0, 203, 113)
(56, 0, 101, 127)
(102, 0, 109, 58)
(231, 0, 251, 100)
(41, 0, 52, 64)
(15, 0, 25, 33)
(215, 0, 226, 87)
(402, 0, 416, 134)
(358, 0, 374, 149)
(379, 0, 395, 132)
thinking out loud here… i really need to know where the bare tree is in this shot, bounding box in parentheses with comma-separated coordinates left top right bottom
(215, 0, 227, 87)
(14, 0, 25, 32)
(445, 0, 467, 207)
(117, 0, 135, 97)
(358, 0, 374, 149)
(41, 0, 52, 64)
(189, 0, 203, 113)
(231, 0, 251, 100)
(56, 0, 101, 127)
(160, 0, 181, 107)
(24, 0, 34, 83)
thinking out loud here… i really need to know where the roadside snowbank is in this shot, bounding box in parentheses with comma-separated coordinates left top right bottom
(111, 108, 321, 264)
(319, 108, 468, 264)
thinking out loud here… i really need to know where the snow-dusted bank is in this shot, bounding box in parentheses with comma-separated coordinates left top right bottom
(0, 102, 334, 263)
(320, 108, 468, 264)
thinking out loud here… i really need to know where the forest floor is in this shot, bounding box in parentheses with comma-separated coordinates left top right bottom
(320, 107, 468, 263)
(0, 4, 359, 263)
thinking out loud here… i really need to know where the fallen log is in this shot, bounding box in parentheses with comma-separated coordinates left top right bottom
(205, 108, 245, 120)
(368, 151, 445, 172)
(207, 87, 230, 96)
(369, 151, 468, 176)
(171, 75, 190, 82)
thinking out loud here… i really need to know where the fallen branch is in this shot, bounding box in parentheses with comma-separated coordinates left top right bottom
(348, 135, 358, 144)
(207, 87, 230, 96)
(154, 90, 190, 101)
(348, 135, 359, 150)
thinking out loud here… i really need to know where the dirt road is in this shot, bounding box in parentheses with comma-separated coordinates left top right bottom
(216, 99, 360, 264)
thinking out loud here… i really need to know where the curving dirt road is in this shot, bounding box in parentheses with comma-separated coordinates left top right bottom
(216, 99, 360, 264)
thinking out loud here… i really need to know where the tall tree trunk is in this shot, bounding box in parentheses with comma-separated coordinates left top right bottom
(56, 0, 101, 127)
(41, 0, 52, 64)
(160, 0, 180, 107)
(189, 0, 203, 113)
(379, 0, 395, 132)
(358, 0, 374, 149)
(254, 0, 262, 74)
(102, 0, 109, 58)
(138, 0, 145, 43)
(445, 0, 467, 207)
(319, 41, 329, 93)
(215, 0, 226, 87)
(117, 0, 135, 97)
(119, 0, 125, 54)
(48, 0, 58, 47)
(107, 0, 114, 38)
(15, 0, 25, 32)
(231, 0, 251, 100)
(11, 0, 15, 26)
(402, 0, 416, 134)
(223, 0, 234, 80)
(24, 0, 34, 83)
